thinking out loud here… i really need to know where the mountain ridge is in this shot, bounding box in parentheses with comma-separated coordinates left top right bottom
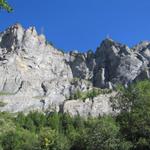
(0, 23, 150, 116)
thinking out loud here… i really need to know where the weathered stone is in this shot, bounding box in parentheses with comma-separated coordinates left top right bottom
(63, 92, 116, 117)
(0, 24, 73, 113)
(0, 24, 150, 116)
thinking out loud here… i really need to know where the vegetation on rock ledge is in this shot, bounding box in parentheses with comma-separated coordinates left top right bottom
(69, 88, 112, 101)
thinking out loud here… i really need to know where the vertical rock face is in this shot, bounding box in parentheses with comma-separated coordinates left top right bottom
(0, 24, 73, 112)
(0, 24, 150, 115)
(94, 39, 145, 87)
(63, 92, 116, 117)
(65, 50, 95, 80)
(66, 38, 149, 89)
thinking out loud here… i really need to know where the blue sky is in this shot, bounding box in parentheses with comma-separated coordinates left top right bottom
(0, 0, 150, 52)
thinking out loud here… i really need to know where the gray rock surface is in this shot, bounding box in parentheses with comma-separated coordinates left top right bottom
(65, 50, 95, 80)
(0, 24, 150, 116)
(63, 92, 116, 117)
(0, 24, 73, 113)
(94, 38, 146, 87)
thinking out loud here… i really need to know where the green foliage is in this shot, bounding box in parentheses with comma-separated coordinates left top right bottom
(1, 129, 38, 150)
(0, 111, 132, 150)
(38, 127, 58, 150)
(56, 134, 71, 150)
(60, 113, 74, 133)
(113, 80, 150, 149)
(1, 81, 150, 150)
(0, 112, 16, 136)
(85, 116, 132, 150)
(16, 111, 46, 132)
(0, 0, 13, 12)
(0, 101, 6, 107)
(69, 88, 112, 101)
(46, 112, 60, 131)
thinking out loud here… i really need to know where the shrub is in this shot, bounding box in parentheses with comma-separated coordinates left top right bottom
(85, 116, 132, 150)
(112, 80, 150, 149)
(1, 129, 38, 150)
(69, 88, 112, 101)
(38, 127, 58, 150)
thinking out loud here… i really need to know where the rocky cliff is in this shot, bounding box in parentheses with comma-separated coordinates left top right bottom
(0, 24, 149, 116)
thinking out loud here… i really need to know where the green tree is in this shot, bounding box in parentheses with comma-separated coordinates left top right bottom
(27, 111, 46, 131)
(55, 134, 71, 150)
(73, 115, 85, 130)
(0, 0, 12, 12)
(113, 80, 150, 149)
(16, 111, 46, 132)
(1, 129, 38, 150)
(85, 116, 132, 150)
(38, 127, 58, 150)
(60, 113, 74, 134)
(46, 112, 60, 131)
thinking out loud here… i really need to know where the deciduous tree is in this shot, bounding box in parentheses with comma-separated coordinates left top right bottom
(0, 0, 12, 12)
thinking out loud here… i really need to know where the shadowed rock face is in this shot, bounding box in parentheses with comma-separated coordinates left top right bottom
(0, 24, 150, 115)
(94, 39, 146, 88)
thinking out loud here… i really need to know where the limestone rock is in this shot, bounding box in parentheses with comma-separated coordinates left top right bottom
(94, 38, 147, 87)
(0, 24, 73, 113)
(0, 24, 150, 116)
(65, 51, 95, 80)
(63, 92, 116, 117)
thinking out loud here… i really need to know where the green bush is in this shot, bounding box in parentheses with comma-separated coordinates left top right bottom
(112, 80, 150, 149)
(69, 88, 112, 101)
(1, 129, 38, 150)
(38, 127, 58, 150)
(85, 116, 132, 150)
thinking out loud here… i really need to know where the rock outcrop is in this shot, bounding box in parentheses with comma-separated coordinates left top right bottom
(63, 92, 116, 118)
(94, 39, 147, 88)
(0, 24, 150, 116)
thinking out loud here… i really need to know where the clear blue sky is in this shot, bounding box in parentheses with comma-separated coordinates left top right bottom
(0, 0, 150, 52)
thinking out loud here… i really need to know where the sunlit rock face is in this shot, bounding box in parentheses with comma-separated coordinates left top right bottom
(0, 24, 150, 116)
(63, 92, 116, 118)
(0, 24, 73, 112)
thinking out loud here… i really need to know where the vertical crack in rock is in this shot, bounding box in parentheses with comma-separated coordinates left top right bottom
(40, 99, 46, 111)
(41, 82, 48, 96)
(15, 81, 24, 94)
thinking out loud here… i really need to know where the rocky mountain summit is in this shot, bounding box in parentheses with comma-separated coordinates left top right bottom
(0, 24, 150, 116)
